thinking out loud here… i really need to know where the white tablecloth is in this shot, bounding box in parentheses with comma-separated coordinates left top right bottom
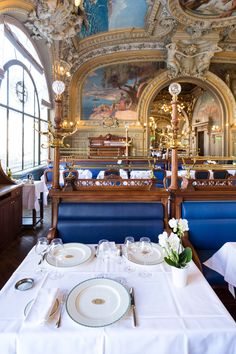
(22, 181, 48, 211)
(0, 246, 236, 354)
(130, 170, 152, 179)
(166, 170, 235, 179)
(97, 169, 128, 179)
(59, 169, 92, 185)
(204, 242, 236, 296)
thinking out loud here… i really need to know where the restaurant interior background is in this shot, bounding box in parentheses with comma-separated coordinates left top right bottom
(1, 0, 236, 173)
(1, 2, 236, 351)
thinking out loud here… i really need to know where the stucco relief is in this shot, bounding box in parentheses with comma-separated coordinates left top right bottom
(166, 42, 222, 78)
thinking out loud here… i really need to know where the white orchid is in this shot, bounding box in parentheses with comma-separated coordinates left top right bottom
(169, 218, 189, 237)
(168, 232, 181, 253)
(158, 218, 192, 269)
(168, 218, 178, 232)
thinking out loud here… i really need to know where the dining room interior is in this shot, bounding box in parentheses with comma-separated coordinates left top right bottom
(1, 1, 236, 353)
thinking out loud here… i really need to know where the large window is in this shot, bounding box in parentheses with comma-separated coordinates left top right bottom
(0, 20, 49, 173)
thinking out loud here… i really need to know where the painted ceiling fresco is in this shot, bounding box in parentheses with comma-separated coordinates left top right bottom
(179, 0, 236, 18)
(80, 0, 147, 38)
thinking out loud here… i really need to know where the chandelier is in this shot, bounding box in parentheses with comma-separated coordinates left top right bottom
(25, 0, 85, 45)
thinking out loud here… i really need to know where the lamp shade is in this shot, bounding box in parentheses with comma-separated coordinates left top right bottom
(169, 82, 181, 96)
(52, 80, 65, 95)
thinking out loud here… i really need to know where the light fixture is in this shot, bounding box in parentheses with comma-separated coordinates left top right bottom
(169, 82, 181, 97)
(52, 80, 65, 97)
(74, 0, 81, 6)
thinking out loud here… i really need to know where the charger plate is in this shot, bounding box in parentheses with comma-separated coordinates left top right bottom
(45, 243, 92, 268)
(66, 278, 130, 327)
(124, 243, 164, 265)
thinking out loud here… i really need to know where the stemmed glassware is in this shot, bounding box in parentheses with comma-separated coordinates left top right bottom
(35, 237, 49, 274)
(47, 238, 64, 279)
(138, 237, 153, 278)
(96, 239, 110, 277)
(123, 236, 136, 273)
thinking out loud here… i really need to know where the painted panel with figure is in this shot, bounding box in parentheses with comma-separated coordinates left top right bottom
(179, 0, 236, 18)
(192, 91, 221, 125)
(82, 62, 163, 120)
(80, 0, 147, 38)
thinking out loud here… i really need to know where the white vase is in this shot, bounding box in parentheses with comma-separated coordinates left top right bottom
(171, 266, 188, 288)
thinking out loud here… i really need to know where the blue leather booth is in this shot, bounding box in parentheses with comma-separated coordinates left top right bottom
(56, 202, 165, 244)
(181, 200, 236, 285)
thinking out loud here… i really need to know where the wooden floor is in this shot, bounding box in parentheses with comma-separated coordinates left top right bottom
(0, 203, 235, 321)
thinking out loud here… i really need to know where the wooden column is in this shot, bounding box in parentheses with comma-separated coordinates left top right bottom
(52, 98, 62, 190)
(169, 83, 181, 191)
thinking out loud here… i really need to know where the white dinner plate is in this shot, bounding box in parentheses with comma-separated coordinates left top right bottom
(66, 278, 130, 327)
(124, 242, 164, 265)
(45, 243, 92, 267)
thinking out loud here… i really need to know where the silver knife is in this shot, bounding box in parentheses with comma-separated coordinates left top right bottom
(129, 287, 137, 327)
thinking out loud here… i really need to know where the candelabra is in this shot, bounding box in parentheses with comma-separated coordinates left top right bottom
(168, 82, 182, 191)
(36, 80, 79, 189)
(124, 123, 132, 157)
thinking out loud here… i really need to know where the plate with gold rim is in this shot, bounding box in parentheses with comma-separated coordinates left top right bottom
(45, 243, 92, 268)
(124, 242, 164, 266)
(66, 278, 130, 327)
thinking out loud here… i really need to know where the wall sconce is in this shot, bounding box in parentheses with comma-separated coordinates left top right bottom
(211, 125, 221, 133)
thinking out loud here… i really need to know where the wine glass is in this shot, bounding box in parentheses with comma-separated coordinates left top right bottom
(96, 239, 110, 277)
(123, 236, 136, 273)
(35, 237, 49, 273)
(138, 237, 153, 278)
(47, 238, 64, 279)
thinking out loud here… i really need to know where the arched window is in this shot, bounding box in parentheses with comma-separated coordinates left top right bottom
(0, 19, 49, 173)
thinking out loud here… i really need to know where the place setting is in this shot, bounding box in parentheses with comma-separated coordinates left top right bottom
(34, 237, 94, 272)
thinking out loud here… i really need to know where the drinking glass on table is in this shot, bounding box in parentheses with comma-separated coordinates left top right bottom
(138, 237, 153, 278)
(96, 239, 110, 277)
(47, 238, 64, 279)
(123, 236, 136, 273)
(35, 237, 49, 273)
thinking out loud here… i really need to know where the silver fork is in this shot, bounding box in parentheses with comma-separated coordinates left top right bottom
(55, 293, 67, 328)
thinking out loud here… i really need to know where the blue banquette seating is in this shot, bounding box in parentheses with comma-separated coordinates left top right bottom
(54, 201, 165, 244)
(181, 200, 236, 286)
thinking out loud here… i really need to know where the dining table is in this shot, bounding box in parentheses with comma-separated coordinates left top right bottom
(0, 243, 236, 354)
(204, 242, 236, 297)
(22, 180, 49, 227)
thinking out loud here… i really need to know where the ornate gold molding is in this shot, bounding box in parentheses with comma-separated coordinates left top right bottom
(0, 0, 33, 14)
(168, 0, 236, 28)
(138, 70, 236, 154)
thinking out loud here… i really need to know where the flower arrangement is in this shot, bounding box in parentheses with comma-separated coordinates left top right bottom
(158, 218, 192, 269)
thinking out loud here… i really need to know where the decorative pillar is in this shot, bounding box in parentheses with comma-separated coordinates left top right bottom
(125, 123, 129, 157)
(51, 80, 65, 190)
(169, 83, 181, 191)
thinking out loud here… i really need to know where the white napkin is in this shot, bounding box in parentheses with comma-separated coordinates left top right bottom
(25, 288, 59, 326)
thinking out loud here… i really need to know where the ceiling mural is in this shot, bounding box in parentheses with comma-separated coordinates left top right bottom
(82, 62, 163, 121)
(81, 0, 147, 38)
(179, 0, 236, 18)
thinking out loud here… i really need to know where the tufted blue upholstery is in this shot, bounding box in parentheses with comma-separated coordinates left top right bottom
(182, 200, 236, 285)
(57, 202, 164, 244)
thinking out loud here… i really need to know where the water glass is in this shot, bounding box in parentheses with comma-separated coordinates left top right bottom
(138, 237, 153, 278)
(96, 239, 110, 277)
(123, 236, 136, 273)
(35, 237, 49, 274)
(47, 238, 64, 279)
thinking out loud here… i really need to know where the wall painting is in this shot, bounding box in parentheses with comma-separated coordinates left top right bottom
(82, 62, 163, 121)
